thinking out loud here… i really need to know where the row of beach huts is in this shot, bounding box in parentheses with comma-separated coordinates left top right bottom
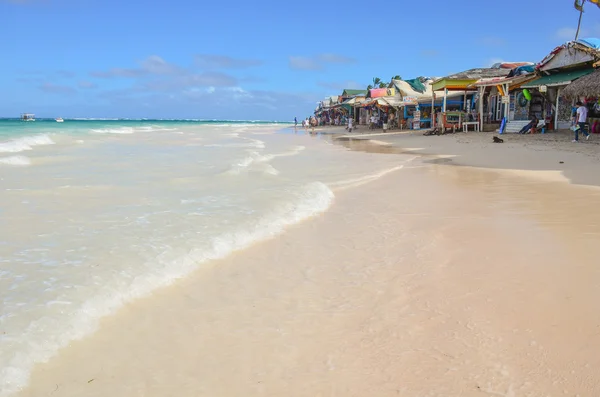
(314, 39, 600, 134)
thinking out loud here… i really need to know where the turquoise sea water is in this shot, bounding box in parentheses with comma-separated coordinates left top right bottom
(0, 118, 290, 140)
(0, 119, 411, 396)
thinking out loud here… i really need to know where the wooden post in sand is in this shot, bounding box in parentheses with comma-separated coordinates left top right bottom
(555, 87, 561, 131)
(478, 86, 484, 131)
(443, 88, 448, 112)
(503, 83, 510, 121)
(431, 92, 436, 128)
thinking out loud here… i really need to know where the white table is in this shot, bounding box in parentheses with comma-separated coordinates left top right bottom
(463, 122, 480, 132)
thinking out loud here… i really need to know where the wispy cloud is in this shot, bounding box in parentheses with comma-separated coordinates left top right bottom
(39, 83, 76, 95)
(557, 23, 600, 41)
(289, 56, 323, 71)
(289, 53, 356, 71)
(556, 27, 577, 40)
(56, 70, 76, 78)
(139, 72, 238, 91)
(420, 49, 440, 58)
(90, 55, 181, 78)
(477, 37, 506, 46)
(90, 67, 147, 79)
(317, 53, 356, 63)
(195, 54, 262, 69)
(486, 58, 505, 67)
(78, 81, 97, 89)
(317, 80, 363, 90)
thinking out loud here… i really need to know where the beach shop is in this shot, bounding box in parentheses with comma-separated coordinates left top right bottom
(469, 64, 540, 132)
(356, 87, 396, 127)
(431, 66, 521, 132)
(389, 78, 473, 130)
(520, 39, 600, 131)
(562, 67, 600, 134)
(340, 89, 367, 122)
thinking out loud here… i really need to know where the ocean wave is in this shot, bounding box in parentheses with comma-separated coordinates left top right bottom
(0, 156, 31, 166)
(0, 134, 55, 153)
(90, 127, 135, 134)
(0, 182, 334, 397)
(329, 165, 406, 191)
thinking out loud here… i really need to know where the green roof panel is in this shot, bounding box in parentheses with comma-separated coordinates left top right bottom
(342, 89, 367, 96)
(522, 68, 595, 88)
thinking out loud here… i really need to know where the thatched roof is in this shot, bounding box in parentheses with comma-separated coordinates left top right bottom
(442, 68, 512, 80)
(562, 68, 600, 97)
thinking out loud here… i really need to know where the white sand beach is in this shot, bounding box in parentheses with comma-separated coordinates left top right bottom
(13, 127, 600, 397)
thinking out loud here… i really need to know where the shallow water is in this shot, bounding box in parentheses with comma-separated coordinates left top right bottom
(0, 121, 414, 395)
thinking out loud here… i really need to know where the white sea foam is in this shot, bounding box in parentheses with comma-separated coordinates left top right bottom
(225, 146, 305, 175)
(0, 134, 55, 153)
(90, 127, 135, 134)
(0, 182, 334, 397)
(329, 165, 406, 191)
(0, 156, 31, 166)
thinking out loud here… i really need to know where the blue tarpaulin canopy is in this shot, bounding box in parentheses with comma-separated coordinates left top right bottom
(576, 38, 600, 50)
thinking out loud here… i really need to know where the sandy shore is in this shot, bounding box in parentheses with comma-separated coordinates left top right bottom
(324, 126, 600, 186)
(15, 128, 600, 396)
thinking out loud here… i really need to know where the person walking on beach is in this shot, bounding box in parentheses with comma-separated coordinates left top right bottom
(294, 117, 297, 127)
(573, 101, 590, 142)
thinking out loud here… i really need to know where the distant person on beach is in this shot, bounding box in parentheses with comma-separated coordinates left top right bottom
(519, 115, 538, 134)
(573, 101, 590, 142)
(294, 117, 297, 127)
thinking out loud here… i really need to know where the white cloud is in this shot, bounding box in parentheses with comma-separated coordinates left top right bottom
(556, 27, 578, 40)
(289, 56, 323, 71)
(477, 37, 507, 46)
(90, 55, 182, 78)
(39, 82, 76, 95)
(486, 58, 505, 67)
(289, 53, 356, 71)
(317, 53, 356, 63)
(195, 55, 262, 69)
(78, 81, 97, 89)
(317, 80, 363, 90)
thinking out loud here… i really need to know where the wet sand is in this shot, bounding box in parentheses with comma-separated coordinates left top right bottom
(15, 129, 600, 397)
(326, 126, 600, 186)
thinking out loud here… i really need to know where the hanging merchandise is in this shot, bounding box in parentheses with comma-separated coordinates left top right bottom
(517, 92, 528, 107)
(523, 89, 532, 101)
(496, 85, 505, 97)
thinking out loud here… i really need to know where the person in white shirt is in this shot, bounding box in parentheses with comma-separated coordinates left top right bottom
(573, 101, 590, 142)
(347, 117, 353, 132)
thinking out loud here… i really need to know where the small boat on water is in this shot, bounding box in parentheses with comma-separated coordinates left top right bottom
(21, 113, 35, 122)
(55, 118, 64, 123)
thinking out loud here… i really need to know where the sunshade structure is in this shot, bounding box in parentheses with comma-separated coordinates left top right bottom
(537, 39, 600, 71)
(431, 66, 521, 127)
(341, 89, 367, 97)
(522, 68, 595, 89)
(526, 39, 600, 128)
(435, 69, 513, 108)
(469, 71, 537, 130)
(562, 68, 600, 97)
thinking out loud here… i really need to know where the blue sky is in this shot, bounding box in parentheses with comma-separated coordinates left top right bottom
(2, 0, 599, 120)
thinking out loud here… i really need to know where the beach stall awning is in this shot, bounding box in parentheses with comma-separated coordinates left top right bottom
(470, 74, 537, 91)
(342, 89, 367, 97)
(521, 68, 595, 88)
(432, 67, 513, 91)
(368, 88, 396, 98)
(562, 68, 600, 97)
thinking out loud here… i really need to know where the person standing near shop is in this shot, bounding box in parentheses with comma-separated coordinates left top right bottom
(573, 101, 590, 142)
